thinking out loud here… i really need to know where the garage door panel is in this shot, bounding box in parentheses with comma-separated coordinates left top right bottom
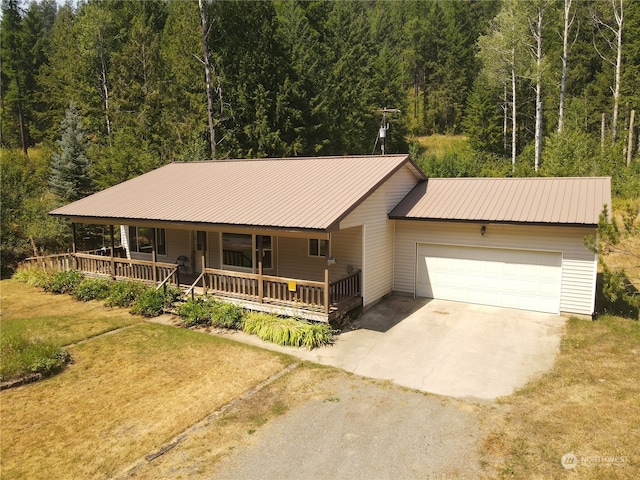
(417, 244, 561, 314)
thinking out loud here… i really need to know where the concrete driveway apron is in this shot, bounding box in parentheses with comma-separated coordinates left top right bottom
(220, 296, 566, 402)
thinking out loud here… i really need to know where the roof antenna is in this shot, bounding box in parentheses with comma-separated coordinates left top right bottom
(375, 107, 400, 155)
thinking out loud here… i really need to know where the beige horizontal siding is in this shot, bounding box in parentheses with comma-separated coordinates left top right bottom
(330, 226, 362, 281)
(276, 236, 325, 282)
(394, 221, 597, 315)
(340, 165, 419, 306)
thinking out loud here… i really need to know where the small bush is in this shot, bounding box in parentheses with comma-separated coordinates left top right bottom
(73, 277, 113, 301)
(12, 265, 54, 287)
(104, 280, 146, 307)
(242, 312, 332, 349)
(210, 300, 244, 329)
(43, 270, 84, 295)
(0, 333, 69, 382)
(176, 297, 212, 327)
(129, 287, 167, 317)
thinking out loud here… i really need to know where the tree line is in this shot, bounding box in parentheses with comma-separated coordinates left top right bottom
(1, 0, 639, 267)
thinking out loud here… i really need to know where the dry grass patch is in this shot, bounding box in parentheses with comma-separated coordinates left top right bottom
(412, 134, 469, 157)
(487, 315, 640, 479)
(0, 323, 290, 480)
(0, 279, 141, 345)
(129, 364, 345, 479)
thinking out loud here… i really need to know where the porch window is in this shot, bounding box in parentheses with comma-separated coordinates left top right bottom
(308, 238, 327, 258)
(256, 235, 272, 269)
(222, 233, 253, 268)
(129, 227, 166, 256)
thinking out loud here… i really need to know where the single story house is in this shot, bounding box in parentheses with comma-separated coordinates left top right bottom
(49, 154, 611, 321)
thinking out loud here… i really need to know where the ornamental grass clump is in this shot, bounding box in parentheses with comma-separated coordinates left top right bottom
(12, 265, 54, 288)
(242, 312, 332, 349)
(0, 333, 69, 382)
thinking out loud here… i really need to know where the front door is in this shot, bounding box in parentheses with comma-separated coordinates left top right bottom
(193, 231, 207, 273)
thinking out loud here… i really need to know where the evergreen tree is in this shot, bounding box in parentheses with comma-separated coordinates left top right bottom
(49, 102, 93, 202)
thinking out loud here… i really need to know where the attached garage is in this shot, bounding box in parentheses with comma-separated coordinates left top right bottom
(416, 243, 562, 314)
(390, 177, 612, 316)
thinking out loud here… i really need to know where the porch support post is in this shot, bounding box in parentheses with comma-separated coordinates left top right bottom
(324, 234, 330, 314)
(71, 223, 77, 253)
(257, 235, 263, 303)
(152, 228, 157, 284)
(109, 225, 116, 279)
(71, 222, 77, 270)
(201, 234, 206, 293)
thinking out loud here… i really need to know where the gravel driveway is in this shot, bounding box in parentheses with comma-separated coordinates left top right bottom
(210, 375, 488, 480)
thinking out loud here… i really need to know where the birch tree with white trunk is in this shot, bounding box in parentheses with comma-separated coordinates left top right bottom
(592, 0, 625, 144)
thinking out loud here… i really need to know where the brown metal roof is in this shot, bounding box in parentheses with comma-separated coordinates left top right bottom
(51, 155, 424, 232)
(389, 177, 611, 225)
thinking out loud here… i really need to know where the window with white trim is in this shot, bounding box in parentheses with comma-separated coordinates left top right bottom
(128, 227, 166, 255)
(308, 238, 327, 258)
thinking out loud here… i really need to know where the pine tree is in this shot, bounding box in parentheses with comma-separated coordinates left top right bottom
(49, 102, 93, 202)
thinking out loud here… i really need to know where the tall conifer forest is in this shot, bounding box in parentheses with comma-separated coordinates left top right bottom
(1, 0, 639, 264)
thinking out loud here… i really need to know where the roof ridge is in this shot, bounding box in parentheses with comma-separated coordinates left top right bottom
(171, 154, 409, 165)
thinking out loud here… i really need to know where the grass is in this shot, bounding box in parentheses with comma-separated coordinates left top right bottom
(126, 364, 343, 479)
(0, 280, 291, 479)
(486, 314, 640, 479)
(411, 134, 469, 158)
(0, 280, 142, 346)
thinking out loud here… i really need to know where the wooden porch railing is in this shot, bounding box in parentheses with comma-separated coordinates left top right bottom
(198, 268, 361, 314)
(330, 270, 361, 304)
(23, 252, 179, 287)
(22, 252, 361, 317)
(22, 253, 75, 271)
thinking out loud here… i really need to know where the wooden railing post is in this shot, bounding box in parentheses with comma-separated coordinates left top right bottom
(257, 235, 263, 303)
(152, 229, 158, 284)
(109, 225, 116, 279)
(324, 268, 330, 314)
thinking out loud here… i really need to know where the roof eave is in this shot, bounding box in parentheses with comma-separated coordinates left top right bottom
(49, 214, 332, 235)
(389, 216, 599, 228)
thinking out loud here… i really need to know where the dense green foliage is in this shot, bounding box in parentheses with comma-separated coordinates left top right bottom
(177, 297, 244, 329)
(0, 332, 69, 382)
(73, 277, 113, 302)
(1, 0, 638, 267)
(42, 269, 83, 295)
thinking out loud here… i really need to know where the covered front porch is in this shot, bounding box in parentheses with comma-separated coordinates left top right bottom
(24, 223, 363, 323)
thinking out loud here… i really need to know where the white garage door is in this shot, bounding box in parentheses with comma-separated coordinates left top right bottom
(416, 244, 562, 314)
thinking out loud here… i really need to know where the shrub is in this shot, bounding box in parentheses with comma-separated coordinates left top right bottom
(73, 277, 113, 301)
(12, 264, 54, 288)
(104, 280, 146, 307)
(0, 333, 69, 382)
(129, 287, 167, 317)
(242, 312, 332, 349)
(43, 270, 84, 295)
(176, 297, 212, 327)
(210, 300, 244, 329)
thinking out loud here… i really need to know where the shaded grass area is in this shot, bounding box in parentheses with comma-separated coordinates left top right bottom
(1, 280, 142, 346)
(487, 315, 640, 479)
(0, 322, 290, 480)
